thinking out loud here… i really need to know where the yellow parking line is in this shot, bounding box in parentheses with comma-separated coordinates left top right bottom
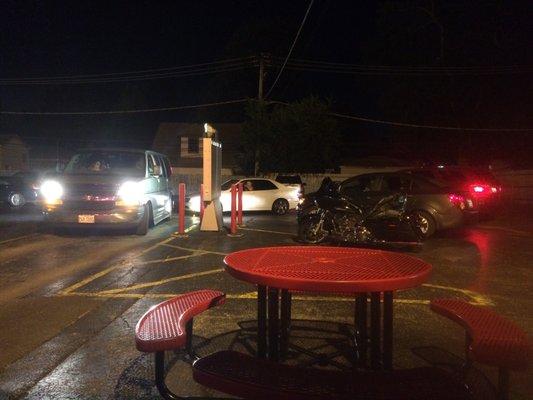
(227, 292, 432, 305)
(184, 224, 199, 233)
(59, 235, 177, 294)
(161, 243, 228, 256)
(239, 227, 295, 236)
(97, 268, 224, 295)
(58, 290, 486, 306)
(60, 291, 170, 299)
(136, 251, 206, 265)
(0, 233, 39, 245)
(422, 283, 493, 306)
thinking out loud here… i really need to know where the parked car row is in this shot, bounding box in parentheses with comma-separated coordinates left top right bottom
(298, 172, 465, 240)
(4, 154, 502, 240)
(296, 166, 503, 239)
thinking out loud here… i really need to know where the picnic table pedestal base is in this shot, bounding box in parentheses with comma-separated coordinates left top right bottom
(256, 285, 394, 370)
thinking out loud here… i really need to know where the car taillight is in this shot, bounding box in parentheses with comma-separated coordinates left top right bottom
(468, 183, 491, 197)
(448, 194, 465, 210)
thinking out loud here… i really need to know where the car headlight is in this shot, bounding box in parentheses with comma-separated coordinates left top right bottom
(41, 180, 63, 204)
(291, 188, 301, 200)
(117, 181, 144, 206)
(187, 195, 201, 213)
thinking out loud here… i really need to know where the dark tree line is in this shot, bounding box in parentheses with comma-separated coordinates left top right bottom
(238, 97, 340, 175)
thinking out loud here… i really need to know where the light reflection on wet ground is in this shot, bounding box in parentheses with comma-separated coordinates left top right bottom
(0, 207, 531, 399)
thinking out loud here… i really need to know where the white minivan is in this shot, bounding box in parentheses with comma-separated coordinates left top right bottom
(41, 148, 173, 235)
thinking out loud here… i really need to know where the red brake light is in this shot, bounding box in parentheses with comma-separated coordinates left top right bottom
(448, 194, 465, 209)
(468, 183, 491, 197)
(491, 187, 498, 193)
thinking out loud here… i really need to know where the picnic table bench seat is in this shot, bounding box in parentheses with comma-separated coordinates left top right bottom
(430, 299, 530, 400)
(135, 292, 531, 400)
(136, 289, 225, 353)
(192, 349, 473, 400)
(135, 290, 226, 399)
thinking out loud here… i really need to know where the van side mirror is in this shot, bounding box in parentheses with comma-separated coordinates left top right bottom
(153, 165, 162, 176)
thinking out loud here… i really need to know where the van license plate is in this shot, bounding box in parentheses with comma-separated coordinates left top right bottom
(78, 215, 95, 224)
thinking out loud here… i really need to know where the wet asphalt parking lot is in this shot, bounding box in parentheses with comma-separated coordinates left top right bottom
(0, 205, 531, 399)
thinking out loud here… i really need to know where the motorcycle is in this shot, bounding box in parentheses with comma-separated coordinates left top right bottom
(297, 180, 424, 246)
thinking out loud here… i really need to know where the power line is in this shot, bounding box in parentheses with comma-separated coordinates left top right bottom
(0, 56, 257, 82)
(0, 61, 257, 86)
(330, 112, 533, 131)
(273, 57, 531, 71)
(268, 58, 533, 75)
(266, 100, 533, 131)
(278, 65, 532, 76)
(265, 0, 314, 98)
(0, 99, 247, 115)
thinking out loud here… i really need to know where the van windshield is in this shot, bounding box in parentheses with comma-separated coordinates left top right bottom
(64, 151, 146, 177)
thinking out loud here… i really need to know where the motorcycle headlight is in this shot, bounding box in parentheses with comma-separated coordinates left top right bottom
(41, 180, 63, 204)
(117, 181, 144, 206)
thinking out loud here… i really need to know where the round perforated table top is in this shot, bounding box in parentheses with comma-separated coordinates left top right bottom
(224, 246, 432, 293)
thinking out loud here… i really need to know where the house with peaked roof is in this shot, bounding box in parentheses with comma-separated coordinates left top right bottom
(152, 123, 243, 174)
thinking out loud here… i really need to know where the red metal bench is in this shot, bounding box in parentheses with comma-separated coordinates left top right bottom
(192, 350, 472, 400)
(135, 289, 226, 399)
(430, 299, 530, 400)
(136, 290, 473, 400)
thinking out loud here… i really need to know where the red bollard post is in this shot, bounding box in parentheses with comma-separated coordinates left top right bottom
(230, 184, 237, 235)
(199, 183, 205, 221)
(237, 182, 243, 226)
(178, 183, 185, 234)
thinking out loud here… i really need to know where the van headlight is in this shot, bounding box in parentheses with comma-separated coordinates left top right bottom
(117, 181, 144, 206)
(41, 180, 63, 204)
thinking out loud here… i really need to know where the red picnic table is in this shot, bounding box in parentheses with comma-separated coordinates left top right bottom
(224, 246, 432, 370)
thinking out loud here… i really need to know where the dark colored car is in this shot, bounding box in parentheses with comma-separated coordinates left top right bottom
(300, 172, 466, 238)
(405, 166, 502, 218)
(0, 175, 39, 208)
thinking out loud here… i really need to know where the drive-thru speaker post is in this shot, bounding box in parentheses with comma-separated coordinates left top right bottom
(200, 124, 224, 231)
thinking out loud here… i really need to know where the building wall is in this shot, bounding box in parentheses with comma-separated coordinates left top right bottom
(0, 141, 29, 171)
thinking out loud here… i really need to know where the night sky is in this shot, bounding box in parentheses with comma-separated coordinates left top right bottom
(1, 1, 532, 164)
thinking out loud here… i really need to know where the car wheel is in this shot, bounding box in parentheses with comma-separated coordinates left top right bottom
(411, 210, 436, 239)
(272, 199, 289, 215)
(298, 215, 328, 244)
(8, 192, 26, 208)
(136, 203, 152, 235)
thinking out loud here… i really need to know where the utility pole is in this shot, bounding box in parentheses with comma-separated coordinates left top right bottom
(258, 53, 265, 101)
(254, 53, 266, 176)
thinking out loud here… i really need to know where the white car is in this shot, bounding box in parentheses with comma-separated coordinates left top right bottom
(187, 178, 300, 215)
